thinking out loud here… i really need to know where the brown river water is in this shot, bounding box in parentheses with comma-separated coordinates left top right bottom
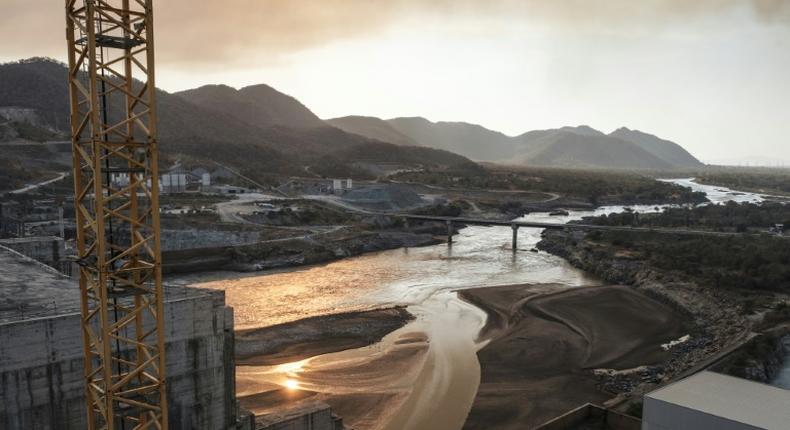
(176, 179, 765, 429)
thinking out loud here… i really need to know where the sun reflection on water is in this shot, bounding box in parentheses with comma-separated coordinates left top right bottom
(284, 379, 300, 390)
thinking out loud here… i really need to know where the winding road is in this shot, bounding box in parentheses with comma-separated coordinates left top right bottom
(7, 171, 69, 195)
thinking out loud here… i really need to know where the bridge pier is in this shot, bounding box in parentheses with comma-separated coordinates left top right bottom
(447, 220, 453, 244)
(512, 224, 519, 251)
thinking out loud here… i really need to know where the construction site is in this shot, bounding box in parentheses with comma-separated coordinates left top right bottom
(1, 1, 333, 429)
(2, 1, 790, 430)
(0, 245, 241, 429)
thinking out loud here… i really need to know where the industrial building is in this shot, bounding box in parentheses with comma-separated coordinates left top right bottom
(642, 371, 790, 430)
(0, 245, 250, 429)
(161, 171, 189, 194)
(331, 178, 353, 194)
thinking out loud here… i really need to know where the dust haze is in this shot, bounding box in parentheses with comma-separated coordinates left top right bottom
(2, 0, 789, 67)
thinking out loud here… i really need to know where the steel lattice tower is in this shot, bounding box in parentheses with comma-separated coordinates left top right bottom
(65, 0, 167, 428)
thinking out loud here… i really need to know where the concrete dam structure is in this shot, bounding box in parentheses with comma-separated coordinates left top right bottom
(0, 245, 245, 429)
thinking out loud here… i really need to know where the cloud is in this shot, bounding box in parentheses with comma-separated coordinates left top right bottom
(1, 0, 788, 68)
(152, 1, 409, 67)
(149, 0, 790, 71)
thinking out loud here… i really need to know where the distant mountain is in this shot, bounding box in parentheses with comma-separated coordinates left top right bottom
(557, 125, 605, 137)
(0, 58, 72, 135)
(175, 84, 324, 129)
(327, 116, 419, 147)
(609, 127, 703, 168)
(338, 114, 702, 170)
(0, 58, 472, 180)
(512, 125, 608, 157)
(513, 126, 703, 169)
(2, 57, 703, 174)
(386, 117, 515, 161)
(516, 130, 675, 170)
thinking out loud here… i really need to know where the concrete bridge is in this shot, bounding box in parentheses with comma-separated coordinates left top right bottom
(396, 214, 778, 249)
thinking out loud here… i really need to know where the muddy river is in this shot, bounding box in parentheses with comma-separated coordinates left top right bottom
(184, 179, 770, 429)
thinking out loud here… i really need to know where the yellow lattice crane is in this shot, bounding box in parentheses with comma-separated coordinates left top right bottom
(65, 0, 167, 428)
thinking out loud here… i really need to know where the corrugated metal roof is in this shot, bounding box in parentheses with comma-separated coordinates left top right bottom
(647, 371, 790, 429)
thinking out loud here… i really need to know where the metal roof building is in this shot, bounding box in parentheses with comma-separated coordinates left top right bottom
(643, 371, 790, 430)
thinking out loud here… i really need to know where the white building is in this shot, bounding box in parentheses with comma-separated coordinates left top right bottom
(643, 371, 790, 430)
(329, 178, 353, 194)
(161, 173, 187, 194)
(111, 172, 129, 187)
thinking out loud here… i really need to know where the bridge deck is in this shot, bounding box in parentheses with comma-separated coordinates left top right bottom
(397, 214, 780, 238)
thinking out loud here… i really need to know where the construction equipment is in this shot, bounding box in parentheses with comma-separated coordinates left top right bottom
(65, 0, 167, 428)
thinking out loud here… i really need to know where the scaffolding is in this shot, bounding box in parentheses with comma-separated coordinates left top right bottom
(65, 0, 167, 428)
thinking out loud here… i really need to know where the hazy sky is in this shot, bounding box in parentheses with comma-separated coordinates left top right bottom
(2, 0, 790, 164)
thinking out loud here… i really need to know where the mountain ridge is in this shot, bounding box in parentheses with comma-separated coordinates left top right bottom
(1, 57, 703, 174)
(0, 58, 472, 181)
(609, 127, 703, 168)
(175, 83, 325, 129)
(386, 116, 516, 161)
(327, 115, 419, 147)
(326, 114, 704, 170)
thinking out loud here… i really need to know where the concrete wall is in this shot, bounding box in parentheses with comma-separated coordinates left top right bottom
(0, 236, 64, 269)
(536, 403, 641, 430)
(161, 229, 262, 252)
(642, 398, 762, 430)
(0, 289, 239, 430)
(255, 403, 343, 430)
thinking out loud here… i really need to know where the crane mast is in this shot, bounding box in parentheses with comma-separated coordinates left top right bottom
(65, 0, 167, 428)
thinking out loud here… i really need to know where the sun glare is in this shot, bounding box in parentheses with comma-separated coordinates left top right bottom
(284, 379, 300, 391)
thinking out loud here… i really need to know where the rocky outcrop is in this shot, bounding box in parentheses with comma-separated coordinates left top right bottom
(712, 331, 790, 383)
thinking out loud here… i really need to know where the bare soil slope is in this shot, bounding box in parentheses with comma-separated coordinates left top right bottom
(460, 284, 690, 429)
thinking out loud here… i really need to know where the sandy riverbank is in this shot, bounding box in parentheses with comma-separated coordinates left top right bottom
(232, 282, 691, 430)
(235, 307, 414, 365)
(459, 284, 691, 429)
(234, 306, 430, 429)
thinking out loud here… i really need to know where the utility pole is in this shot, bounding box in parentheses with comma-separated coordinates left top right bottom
(65, 1, 167, 428)
(511, 223, 519, 251)
(57, 196, 65, 240)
